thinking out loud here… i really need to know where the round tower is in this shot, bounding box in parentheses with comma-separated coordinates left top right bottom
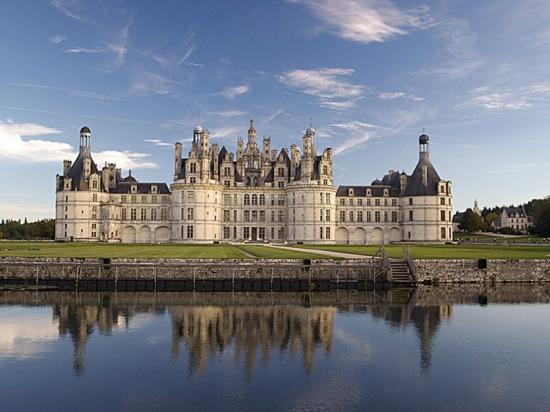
(79, 126, 91, 156)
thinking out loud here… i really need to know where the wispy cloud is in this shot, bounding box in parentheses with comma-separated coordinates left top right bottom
(328, 121, 379, 155)
(278, 68, 364, 110)
(9, 82, 121, 102)
(210, 126, 242, 139)
(177, 45, 196, 66)
(263, 108, 286, 125)
(221, 85, 250, 99)
(144, 138, 173, 147)
(48, 35, 67, 45)
(289, 0, 433, 44)
(470, 83, 550, 111)
(130, 72, 182, 96)
(378, 91, 424, 102)
(51, 0, 84, 21)
(209, 110, 247, 118)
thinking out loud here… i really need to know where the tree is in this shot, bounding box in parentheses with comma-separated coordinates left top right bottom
(459, 208, 485, 232)
(484, 212, 499, 227)
(531, 200, 550, 236)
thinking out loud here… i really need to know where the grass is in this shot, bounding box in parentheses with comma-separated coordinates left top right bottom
(292, 244, 550, 259)
(0, 242, 248, 259)
(236, 245, 329, 260)
(453, 233, 545, 244)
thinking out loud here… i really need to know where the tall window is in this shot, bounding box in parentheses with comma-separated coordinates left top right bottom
(357, 211, 363, 222)
(375, 211, 381, 222)
(441, 227, 446, 239)
(326, 227, 331, 239)
(151, 209, 157, 221)
(190, 163, 197, 173)
(391, 211, 397, 223)
(409, 210, 414, 221)
(130, 208, 137, 220)
(323, 165, 328, 175)
(326, 193, 331, 204)
(122, 209, 127, 220)
(441, 210, 446, 221)
(187, 225, 194, 238)
(259, 210, 265, 222)
(252, 194, 258, 205)
(278, 210, 283, 222)
(349, 211, 354, 222)
(161, 209, 168, 221)
(244, 194, 250, 205)
(223, 210, 230, 222)
(141, 208, 146, 220)
(278, 167, 285, 177)
(223, 227, 230, 239)
(340, 211, 345, 222)
(326, 210, 330, 222)
(259, 194, 265, 205)
(187, 208, 194, 220)
(244, 210, 250, 222)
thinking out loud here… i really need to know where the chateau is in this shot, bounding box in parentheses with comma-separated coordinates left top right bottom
(55, 120, 453, 244)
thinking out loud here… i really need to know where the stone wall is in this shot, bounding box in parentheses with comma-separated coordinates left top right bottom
(414, 259, 550, 284)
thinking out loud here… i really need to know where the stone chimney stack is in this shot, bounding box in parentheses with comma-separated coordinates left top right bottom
(63, 160, 72, 175)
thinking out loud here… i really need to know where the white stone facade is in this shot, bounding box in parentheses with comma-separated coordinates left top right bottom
(55, 124, 453, 244)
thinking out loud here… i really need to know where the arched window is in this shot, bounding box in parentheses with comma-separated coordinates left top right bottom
(252, 194, 258, 206)
(244, 194, 250, 205)
(259, 194, 265, 205)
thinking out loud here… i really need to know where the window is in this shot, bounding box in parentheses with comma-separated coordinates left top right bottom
(357, 211, 363, 222)
(384, 211, 388, 222)
(320, 209, 323, 222)
(259, 210, 265, 222)
(339, 198, 345, 206)
(271, 210, 275, 222)
(278, 210, 283, 222)
(223, 227, 230, 239)
(326, 227, 331, 239)
(271, 227, 275, 239)
(358, 198, 363, 206)
(92, 180, 97, 189)
(244, 210, 250, 222)
(440, 198, 446, 206)
(441, 227, 446, 239)
(224, 194, 231, 206)
(349, 198, 354, 206)
(340, 211, 345, 222)
(259, 194, 265, 205)
(187, 208, 194, 220)
(244, 227, 250, 239)
(187, 225, 194, 239)
(252, 211, 258, 222)
(234, 210, 238, 221)
(151, 195, 157, 204)
(326, 193, 331, 204)
(130, 208, 137, 220)
(252, 194, 258, 205)
(244, 194, 250, 205)
(408, 198, 413, 205)
(384, 199, 388, 207)
(326, 210, 330, 222)
(392, 211, 398, 223)
(319, 227, 323, 239)
(375, 199, 380, 207)
(161, 209, 168, 221)
(224, 166, 231, 176)
(323, 165, 328, 175)
(278, 167, 285, 177)
(190, 177, 196, 183)
(367, 199, 371, 206)
(190, 163, 197, 173)
(277, 195, 285, 206)
(278, 227, 285, 239)
(91, 231, 97, 237)
(234, 227, 237, 239)
(141, 209, 146, 220)
(409, 210, 413, 221)
(122, 209, 127, 220)
(441, 210, 446, 221)
(392, 199, 397, 207)
(223, 210, 230, 222)
(92, 194, 97, 202)
(141, 195, 147, 204)
(131, 195, 137, 204)
(349, 211, 354, 222)
(259, 227, 265, 239)
(375, 211, 381, 222)
(151, 209, 157, 221)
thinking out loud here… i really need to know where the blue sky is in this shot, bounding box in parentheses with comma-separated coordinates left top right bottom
(1, 0, 549, 220)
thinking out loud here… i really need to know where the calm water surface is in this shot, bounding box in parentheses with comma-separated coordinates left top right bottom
(1, 286, 550, 411)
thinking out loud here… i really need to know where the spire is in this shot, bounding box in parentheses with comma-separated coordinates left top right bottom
(419, 131, 430, 162)
(247, 115, 256, 145)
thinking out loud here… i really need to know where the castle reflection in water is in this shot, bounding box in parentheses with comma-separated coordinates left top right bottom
(0, 288, 485, 376)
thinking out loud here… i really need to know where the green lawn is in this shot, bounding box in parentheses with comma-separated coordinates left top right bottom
(454, 233, 545, 244)
(0, 242, 248, 259)
(236, 245, 329, 259)
(292, 244, 550, 259)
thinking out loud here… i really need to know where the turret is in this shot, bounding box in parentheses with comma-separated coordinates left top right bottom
(419, 133, 429, 162)
(262, 137, 271, 160)
(236, 137, 244, 161)
(79, 126, 91, 156)
(201, 129, 209, 153)
(175, 142, 183, 179)
(247, 116, 256, 147)
(63, 160, 72, 175)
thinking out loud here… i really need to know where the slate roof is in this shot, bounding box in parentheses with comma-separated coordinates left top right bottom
(109, 182, 171, 194)
(402, 156, 441, 196)
(336, 185, 399, 197)
(65, 153, 99, 190)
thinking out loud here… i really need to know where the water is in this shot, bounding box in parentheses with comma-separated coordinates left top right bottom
(1, 286, 550, 411)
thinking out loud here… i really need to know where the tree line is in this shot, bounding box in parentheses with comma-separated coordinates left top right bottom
(0, 219, 55, 240)
(458, 197, 550, 236)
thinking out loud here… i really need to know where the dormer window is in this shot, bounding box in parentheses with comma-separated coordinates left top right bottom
(348, 188, 354, 196)
(367, 189, 371, 196)
(384, 189, 388, 196)
(152, 185, 158, 194)
(131, 185, 137, 193)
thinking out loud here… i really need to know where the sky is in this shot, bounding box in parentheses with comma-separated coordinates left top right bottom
(1, 0, 549, 220)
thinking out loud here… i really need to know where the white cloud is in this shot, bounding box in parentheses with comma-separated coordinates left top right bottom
(177, 45, 196, 66)
(331, 121, 380, 130)
(48, 35, 67, 45)
(10, 82, 121, 102)
(326, 121, 379, 155)
(221, 85, 250, 99)
(470, 83, 550, 111)
(0, 120, 156, 169)
(378, 91, 424, 102)
(94, 150, 157, 169)
(278, 68, 364, 110)
(144, 138, 173, 147)
(0, 120, 72, 162)
(263, 108, 286, 125)
(289, 0, 432, 44)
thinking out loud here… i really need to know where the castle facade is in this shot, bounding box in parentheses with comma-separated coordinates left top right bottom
(55, 120, 453, 244)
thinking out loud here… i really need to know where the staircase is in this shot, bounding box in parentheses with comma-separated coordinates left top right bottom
(389, 259, 413, 284)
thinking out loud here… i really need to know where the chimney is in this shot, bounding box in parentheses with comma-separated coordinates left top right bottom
(63, 160, 72, 175)
(175, 142, 183, 179)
